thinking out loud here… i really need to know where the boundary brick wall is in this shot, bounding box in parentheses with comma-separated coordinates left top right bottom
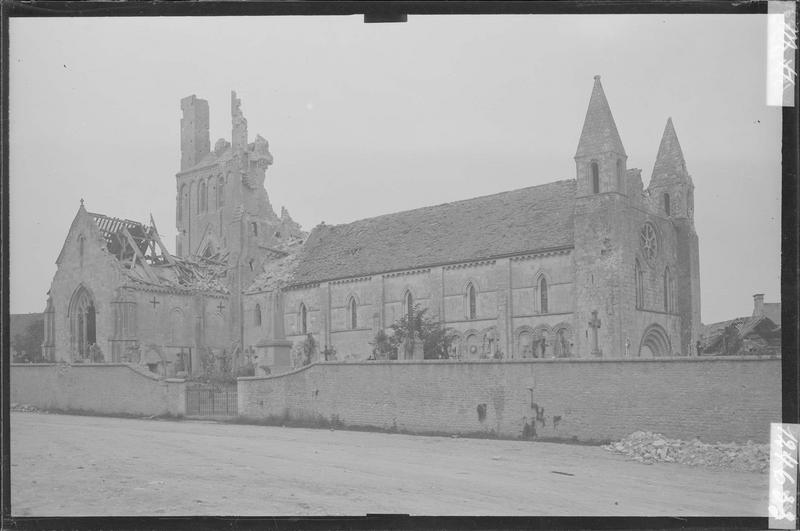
(11, 364, 187, 417)
(238, 356, 781, 443)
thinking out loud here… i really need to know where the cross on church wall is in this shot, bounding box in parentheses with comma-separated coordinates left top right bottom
(588, 310, 601, 330)
(150, 297, 160, 310)
(217, 301, 225, 313)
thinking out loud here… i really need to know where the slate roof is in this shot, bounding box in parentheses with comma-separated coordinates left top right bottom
(762, 302, 781, 327)
(575, 76, 626, 158)
(290, 179, 577, 285)
(701, 315, 780, 354)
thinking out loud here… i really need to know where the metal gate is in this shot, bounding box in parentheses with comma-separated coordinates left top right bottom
(186, 387, 238, 416)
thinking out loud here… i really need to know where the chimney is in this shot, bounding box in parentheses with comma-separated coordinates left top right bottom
(753, 293, 765, 317)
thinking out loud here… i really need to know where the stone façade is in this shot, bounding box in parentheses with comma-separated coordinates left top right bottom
(42, 76, 701, 376)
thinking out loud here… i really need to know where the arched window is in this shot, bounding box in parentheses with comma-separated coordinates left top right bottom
(178, 184, 186, 222)
(186, 182, 193, 221)
(404, 291, 414, 324)
(635, 259, 644, 308)
(663, 267, 673, 313)
(78, 235, 85, 268)
(466, 282, 477, 320)
(69, 286, 96, 360)
(251, 221, 259, 237)
(200, 180, 208, 213)
(348, 297, 357, 329)
(616, 159, 624, 192)
(254, 303, 262, 327)
(217, 176, 225, 208)
(664, 193, 671, 216)
(195, 181, 201, 214)
(539, 277, 548, 314)
(591, 162, 600, 194)
(299, 303, 308, 334)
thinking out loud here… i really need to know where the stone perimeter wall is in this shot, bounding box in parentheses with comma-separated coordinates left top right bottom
(10, 363, 187, 417)
(238, 356, 781, 443)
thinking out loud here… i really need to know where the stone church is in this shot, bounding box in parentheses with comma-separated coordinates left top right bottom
(42, 76, 701, 375)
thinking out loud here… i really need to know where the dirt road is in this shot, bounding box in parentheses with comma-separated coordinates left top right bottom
(11, 412, 768, 516)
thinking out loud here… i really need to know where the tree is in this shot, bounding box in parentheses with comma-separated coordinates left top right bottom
(720, 322, 743, 356)
(12, 319, 44, 363)
(301, 333, 317, 366)
(372, 304, 457, 360)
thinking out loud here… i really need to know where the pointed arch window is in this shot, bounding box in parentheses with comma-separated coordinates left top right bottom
(663, 267, 674, 313)
(299, 303, 308, 334)
(69, 286, 96, 360)
(186, 182, 193, 221)
(200, 180, 208, 213)
(78, 235, 85, 268)
(195, 181, 201, 214)
(254, 303, 262, 327)
(217, 176, 225, 208)
(178, 184, 186, 223)
(348, 297, 358, 329)
(635, 259, 644, 308)
(591, 162, 600, 194)
(466, 282, 477, 320)
(404, 291, 414, 324)
(664, 193, 671, 216)
(539, 277, 549, 314)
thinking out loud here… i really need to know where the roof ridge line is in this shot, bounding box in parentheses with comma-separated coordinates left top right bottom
(319, 178, 576, 230)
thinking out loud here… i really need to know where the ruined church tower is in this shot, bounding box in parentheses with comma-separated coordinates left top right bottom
(175, 91, 304, 352)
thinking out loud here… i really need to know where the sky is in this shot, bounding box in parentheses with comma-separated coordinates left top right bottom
(9, 14, 782, 324)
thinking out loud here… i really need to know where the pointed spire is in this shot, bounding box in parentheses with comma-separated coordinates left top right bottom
(651, 117, 688, 179)
(575, 75, 626, 159)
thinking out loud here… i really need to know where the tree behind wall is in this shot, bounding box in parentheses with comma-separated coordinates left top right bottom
(12, 319, 44, 363)
(372, 304, 457, 360)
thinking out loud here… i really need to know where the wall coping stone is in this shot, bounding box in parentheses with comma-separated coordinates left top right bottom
(237, 355, 781, 381)
(11, 362, 165, 381)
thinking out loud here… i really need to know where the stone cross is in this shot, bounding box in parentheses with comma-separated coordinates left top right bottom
(149, 297, 160, 310)
(588, 310, 601, 356)
(217, 301, 225, 313)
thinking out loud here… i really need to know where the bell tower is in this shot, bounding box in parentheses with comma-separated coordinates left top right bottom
(574, 75, 628, 197)
(572, 75, 631, 357)
(647, 118, 701, 355)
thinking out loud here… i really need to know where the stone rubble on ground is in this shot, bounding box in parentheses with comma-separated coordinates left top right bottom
(10, 403, 43, 413)
(602, 431, 769, 473)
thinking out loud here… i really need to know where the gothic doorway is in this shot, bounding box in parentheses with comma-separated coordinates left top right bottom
(639, 324, 671, 357)
(69, 286, 96, 360)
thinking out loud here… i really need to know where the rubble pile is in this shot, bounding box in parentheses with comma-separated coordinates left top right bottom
(171, 252, 231, 293)
(603, 431, 769, 473)
(246, 240, 303, 293)
(10, 403, 41, 413)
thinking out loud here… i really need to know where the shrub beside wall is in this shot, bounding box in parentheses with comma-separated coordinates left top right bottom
(238, 357, 781, 443)
(11, 363, 186, 417)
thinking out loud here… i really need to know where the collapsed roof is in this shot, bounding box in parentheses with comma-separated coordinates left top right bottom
(90, 212, 230, 294)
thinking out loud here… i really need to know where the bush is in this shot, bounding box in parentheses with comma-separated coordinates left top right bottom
(371, 304, 457, 360)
